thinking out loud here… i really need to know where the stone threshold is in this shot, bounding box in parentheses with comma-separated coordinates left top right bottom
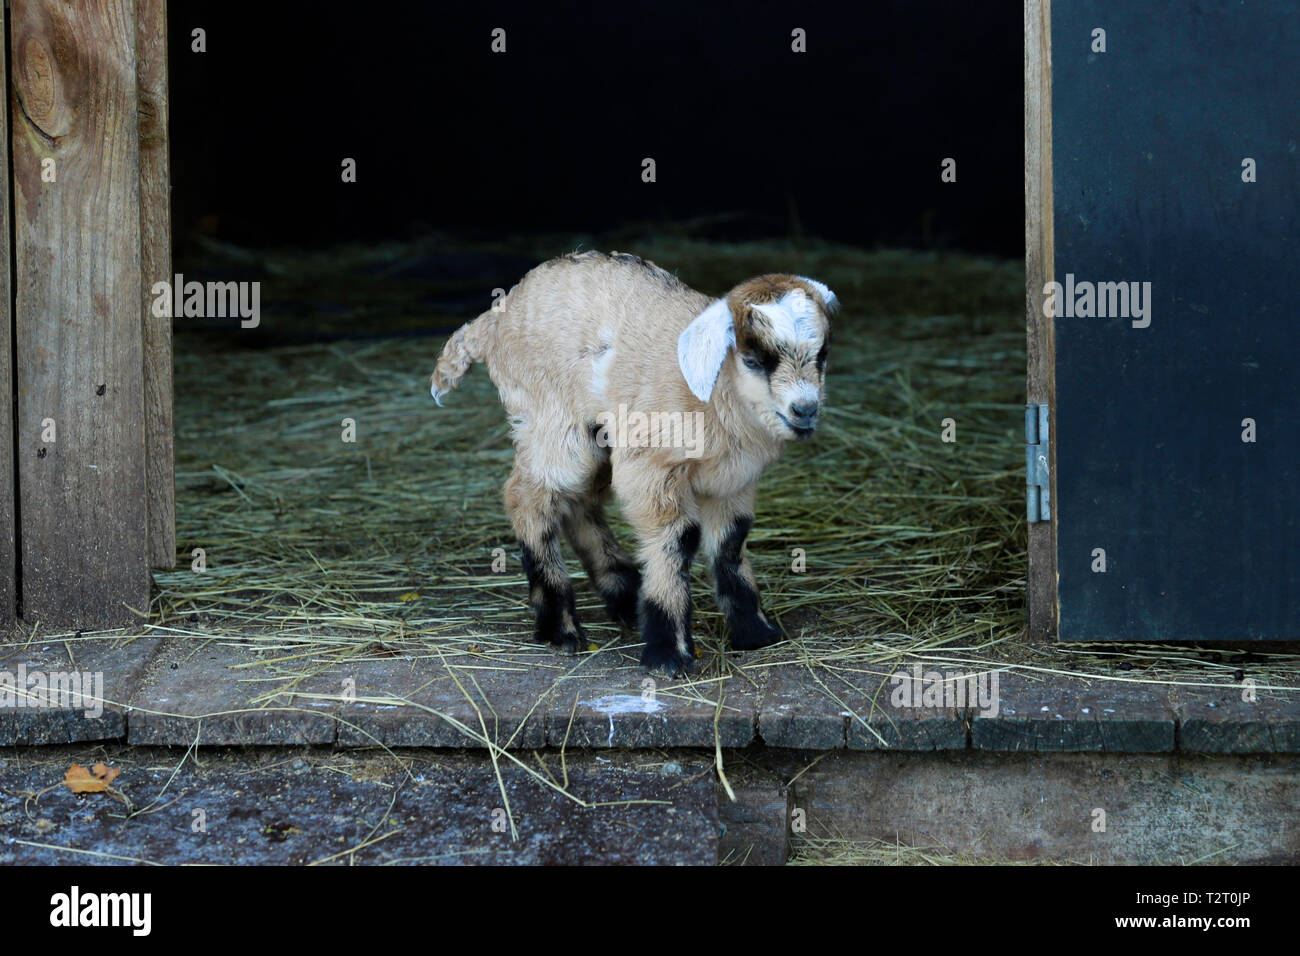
(1, 635, 1297, 754)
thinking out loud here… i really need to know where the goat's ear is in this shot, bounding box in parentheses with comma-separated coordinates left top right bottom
(678, 298, 736, 402)
(797, 276, 839, 312)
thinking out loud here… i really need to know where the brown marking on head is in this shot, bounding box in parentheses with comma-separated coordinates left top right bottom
(726, 274, 833, 362)
(718, 274, 835, 442)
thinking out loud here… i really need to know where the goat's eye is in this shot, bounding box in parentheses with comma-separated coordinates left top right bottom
(744, 348, 780, 375)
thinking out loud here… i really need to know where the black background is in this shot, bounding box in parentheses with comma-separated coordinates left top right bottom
(168, 0, 1023, 255)
(6, 865, 1280, 939)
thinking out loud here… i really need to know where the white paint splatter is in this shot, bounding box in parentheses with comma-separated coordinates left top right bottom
(584, 693, 667, 746)
(584, 694, 666, 715)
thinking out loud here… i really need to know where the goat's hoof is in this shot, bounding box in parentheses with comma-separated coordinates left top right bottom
(605, 597, 640, 631)
(602, 570, 642, 629)
(640, 644, 694, 678)
(554, 631, 587, 654)
(730, 616, 784, 651)
(536, 622, 587, 655)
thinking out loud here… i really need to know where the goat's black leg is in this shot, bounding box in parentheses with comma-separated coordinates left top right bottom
(700, 490, 784, 651)
(562, 488, 641, 630)
(504, 468, 586, 653)
(635, 520, 701, 676)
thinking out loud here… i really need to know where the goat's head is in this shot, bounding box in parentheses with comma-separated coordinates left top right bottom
(678, 274, 836, 441)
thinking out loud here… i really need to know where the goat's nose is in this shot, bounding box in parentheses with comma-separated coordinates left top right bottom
(789, 400, 819, 424)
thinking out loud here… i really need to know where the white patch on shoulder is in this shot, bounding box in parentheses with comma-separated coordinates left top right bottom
(752, 289, 821, 346)
(590, 345, 616, 398)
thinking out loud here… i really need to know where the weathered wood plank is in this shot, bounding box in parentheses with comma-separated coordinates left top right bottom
(1024, 0, 1058, 641)
(1174, 685, 1300, 754)
(757, 665, 847, 749)
(970, 671, 1175, 752)
(542, 666, 757, 749)
(126, 638, 340, 746)
(333, 655, 550, 749)
(137, 0, 174, 569)
(11, 635, 1299, 752)
(10, 0, 150, 628)
(0, 636, 161, 744)
(126, 638, 762, 749)
(0, 7, 15, 628)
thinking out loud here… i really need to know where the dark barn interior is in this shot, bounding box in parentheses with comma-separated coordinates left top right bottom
(155, 8, 1019, 624)
(171, 1, 1026, 259)
(162, 0, 1031, 646)
(2, 1, 1298, 869)
(153, 3, 1046, 723)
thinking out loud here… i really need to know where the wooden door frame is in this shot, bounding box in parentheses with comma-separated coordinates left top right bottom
(0, 0, 1057, 634)
(0, 0, 173, 631)
(1025, 0, 1058, 640)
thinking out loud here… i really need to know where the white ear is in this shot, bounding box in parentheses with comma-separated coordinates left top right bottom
(798, 276, 838, 311)
(678, 298, 736, 402)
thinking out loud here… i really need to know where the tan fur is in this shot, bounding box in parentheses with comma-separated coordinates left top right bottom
(430, 251, 834, 670)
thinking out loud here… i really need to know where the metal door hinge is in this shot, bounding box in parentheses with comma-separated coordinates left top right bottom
(1026, 403, 1050, 523)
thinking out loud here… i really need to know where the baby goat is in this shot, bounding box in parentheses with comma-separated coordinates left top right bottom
(430, 252, 836, 675)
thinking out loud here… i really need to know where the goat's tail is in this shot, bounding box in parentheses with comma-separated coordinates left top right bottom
(430, 310, 496, 405)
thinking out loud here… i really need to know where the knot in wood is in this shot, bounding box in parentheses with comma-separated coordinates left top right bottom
(20, 37, 60, 136)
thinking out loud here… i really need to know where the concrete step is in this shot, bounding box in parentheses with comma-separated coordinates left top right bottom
(763, 749, 1300, 864)
(0, 746, 721, 866)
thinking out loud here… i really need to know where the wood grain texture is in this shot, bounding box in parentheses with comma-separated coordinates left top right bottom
(1024, 0, 1058, 641)
(0, 7, 14, 627)
(137, 0, 174, 569)
(10, 0, 150, 627)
